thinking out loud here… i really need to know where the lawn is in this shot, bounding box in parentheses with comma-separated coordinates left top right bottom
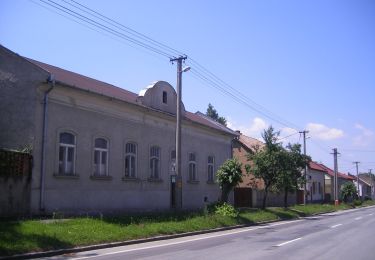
(1, 202, 373, 257)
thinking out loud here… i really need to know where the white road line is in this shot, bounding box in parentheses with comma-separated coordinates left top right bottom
(330, 224, 343, 228)
(355, 217, 363, 220)
(70, 219, 304, 260)
(369, 213, 373, 216)
(276, 237, 302, 247)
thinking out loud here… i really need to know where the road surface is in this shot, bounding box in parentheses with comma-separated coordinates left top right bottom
(44, 206, 375, 260)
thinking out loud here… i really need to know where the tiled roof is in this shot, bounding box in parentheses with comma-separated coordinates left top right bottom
(238, 133, 264, 152)
(318, 163, 356, 180)
(25, 58, 236, 136)
(309, 161, 328, 173)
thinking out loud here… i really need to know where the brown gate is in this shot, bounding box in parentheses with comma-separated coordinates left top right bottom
(297, 190, 304, 204)
(234, 187, 252, 207)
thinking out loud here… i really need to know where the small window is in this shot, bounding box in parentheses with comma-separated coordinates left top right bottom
(93, 138, 108, 176)
(188, 152, 197, 181)
(58, 132, 76, 175)
(162, 91, 167, 104)
(125, 142, 137, 178)
(207, 156, 214, 182)
(150, 146, 160, 179)
(312, 182, 316, 194)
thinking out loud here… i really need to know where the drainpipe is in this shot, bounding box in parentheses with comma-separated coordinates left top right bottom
(40, 74, 55, 212)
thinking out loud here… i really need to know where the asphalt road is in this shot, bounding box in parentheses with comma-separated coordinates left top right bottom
(44, 206, 375, 260)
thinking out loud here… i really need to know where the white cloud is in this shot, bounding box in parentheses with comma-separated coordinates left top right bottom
(353, 123, 374, 146)
(280, 127, 300, 143)
(227, 117, 268, 140)
(306, 123, 344, 140)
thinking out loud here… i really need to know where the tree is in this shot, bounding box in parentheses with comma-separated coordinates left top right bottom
(216, 158, 244, 203)
(275, 144, 310, 208)
(341, 182, 358, 202)
(248, 126, 284, 209)
(206, 103, 227, 126)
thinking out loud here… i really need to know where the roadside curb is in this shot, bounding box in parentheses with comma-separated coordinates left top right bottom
(3, 205, 375, 259)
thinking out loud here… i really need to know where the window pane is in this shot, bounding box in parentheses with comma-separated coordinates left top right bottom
(94, 150, 100, 164)
(67, 147, 74, 162)
(189, 153, 195, 161)
(131, 156, 135, 177)
(154, 159, 159, 178)
(208, 156, 214, 164)
(59, 146, 64, 161)
(95, 138, 107, 149)
(126, 143, 136, 154)
(101, 151, 107, 164)
(125, 156, 129, 176)
(151, 146, 160, 157)
(60, 132, 74, 144)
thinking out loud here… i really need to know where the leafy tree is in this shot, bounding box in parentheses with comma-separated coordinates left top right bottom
(216, 158, 244, 203)
(248, 126, 284, 209)
(206, 103, 227, 126)
(275, 144, 310, 208)
(341, 182, 358, 202)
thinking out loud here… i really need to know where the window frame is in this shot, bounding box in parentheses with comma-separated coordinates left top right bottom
(57, 131, 77, 176)
(188, 152, 197, 181)
(150, 145, 161, 179)
(93, 137, 109, 177)
(124, 142, 137, 178)
(162, 91, 168, 104)
(207, 155, 215, 182)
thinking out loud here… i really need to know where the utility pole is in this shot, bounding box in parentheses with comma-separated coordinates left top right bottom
(332, 148, 339, 206)
(299, 130, 309, 205)
(353, 161, 360, 199)
(170, 55, 188, 210)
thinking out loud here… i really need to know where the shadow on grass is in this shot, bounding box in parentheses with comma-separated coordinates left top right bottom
(0, 221, 74, 257)
(263, 208, 297, 220)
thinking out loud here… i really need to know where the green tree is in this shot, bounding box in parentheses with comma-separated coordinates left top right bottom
(206, 103, 227, 126)
(275, 144, 310, 208)
(248, 126, 284, 209)
(341, 182, 358, 202)
(216, 158, 244, 203)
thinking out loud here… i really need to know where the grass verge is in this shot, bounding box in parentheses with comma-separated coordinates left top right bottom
(0, 202, 374, 257)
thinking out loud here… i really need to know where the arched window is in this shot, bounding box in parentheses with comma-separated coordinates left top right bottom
(207, 156, 215, 182)
(188, 152, 197, 181)
(150, 146, 160, 179)
(94, 138, 108, 176)
(58, 132, 76, 175)
(125, 142, 137, 178)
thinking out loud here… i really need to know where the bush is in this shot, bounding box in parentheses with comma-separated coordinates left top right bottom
(353, 200, 362, 207)
(212, 202, 239, 218)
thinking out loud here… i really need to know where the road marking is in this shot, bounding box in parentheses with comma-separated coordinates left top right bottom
(355, 217, 363, 220)
(70, 219, 304, 259)
(369, 213, 373, 216)
(276, 237, 302, 247)
(330, 224, 342, 228)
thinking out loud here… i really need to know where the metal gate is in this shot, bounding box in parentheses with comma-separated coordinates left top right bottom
(234, 187, 252, 207)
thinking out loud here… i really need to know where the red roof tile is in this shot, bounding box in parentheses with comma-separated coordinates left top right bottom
(309, 161, 328, 173)
(26, 57, 236, 136)
(318, 163, 355, 180)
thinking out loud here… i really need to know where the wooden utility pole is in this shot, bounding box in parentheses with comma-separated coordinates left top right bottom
(299, 130, 309, 205)
(332, 148, 339, 206)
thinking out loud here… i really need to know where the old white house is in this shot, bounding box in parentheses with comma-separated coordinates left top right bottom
(0, 45, 237, 215)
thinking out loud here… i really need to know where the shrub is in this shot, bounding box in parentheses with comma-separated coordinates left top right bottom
(213, 202, 239, 218)
(353, 200, 362, 207)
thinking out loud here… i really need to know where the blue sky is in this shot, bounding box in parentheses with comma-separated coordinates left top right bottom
(1, 0, 374, 174)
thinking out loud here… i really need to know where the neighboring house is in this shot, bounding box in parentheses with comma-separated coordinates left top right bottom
(232, 132, 296, 207)
(306, 161, 326, 203)
(319, 163, 356, 201)
(357, 173, 375, 200)
(0, 45, 238, 215)
(352, 174, 374, 200)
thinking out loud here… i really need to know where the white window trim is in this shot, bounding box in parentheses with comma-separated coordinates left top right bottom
(207, 156, 215, 182)
(58, 131, 77, 176)
(150, 146, 161, 179)
(93, 138, 109, 176)
(188, 152, 197, 181)
(125, 142, 137, 178)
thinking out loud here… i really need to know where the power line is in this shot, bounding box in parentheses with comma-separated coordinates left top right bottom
(31, 0, 304, 132)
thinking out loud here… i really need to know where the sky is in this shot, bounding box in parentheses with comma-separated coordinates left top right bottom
(1, 0, 374, 174)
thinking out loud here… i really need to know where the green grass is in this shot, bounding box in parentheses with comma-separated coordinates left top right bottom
(1, 202, 373, 257)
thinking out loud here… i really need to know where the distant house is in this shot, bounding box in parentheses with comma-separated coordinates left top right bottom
(306, 162, 326, 203)
(352, 174, 374, 200)
(0, 45, 238, 215)
(232, 132, 296, 207)
(318, 163, 356, 201)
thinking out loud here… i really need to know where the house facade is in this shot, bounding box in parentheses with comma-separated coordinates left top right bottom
(232, 132, 296, 207)
(306, 162, 326, 203)
(0, 45, 237, 215)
